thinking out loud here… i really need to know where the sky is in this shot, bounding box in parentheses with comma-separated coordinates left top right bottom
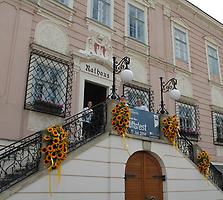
(187, 0, 223, 23)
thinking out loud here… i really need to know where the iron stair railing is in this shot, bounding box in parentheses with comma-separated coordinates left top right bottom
(0, 101, 107, 193)
(176, 132, 223, 191)
(0, 101, 222, 193)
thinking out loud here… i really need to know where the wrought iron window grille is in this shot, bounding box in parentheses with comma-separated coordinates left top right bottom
(122, 83, 154, 112)
(24, 48, 73, 117)
(212, 112, 223, 145)
(176, 101, 200, 141)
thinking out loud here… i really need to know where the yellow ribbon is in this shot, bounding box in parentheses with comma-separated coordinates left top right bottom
(122, 133, 130, 156)
(48, 168, 52, 196)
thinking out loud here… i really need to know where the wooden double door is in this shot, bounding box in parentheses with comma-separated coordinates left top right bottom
(125, 151, 163, 200)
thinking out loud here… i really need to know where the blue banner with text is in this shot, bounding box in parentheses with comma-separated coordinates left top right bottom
(128, 108, 160, 138)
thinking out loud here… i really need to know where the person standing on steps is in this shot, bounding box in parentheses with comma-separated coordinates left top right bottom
(82, 101, 93, 139)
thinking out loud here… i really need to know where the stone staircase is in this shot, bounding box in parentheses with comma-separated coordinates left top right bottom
(0, 101, 222, 200)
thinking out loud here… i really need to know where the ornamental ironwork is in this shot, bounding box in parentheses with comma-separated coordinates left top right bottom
(64, 102, 107, 152)
(176, 101, 200, 141)
(0, 101, 107, 193)
(176, 131, 223, 191)
(212, 112, 223, 145)
(0, 132, 42, 193)
(24, 48, 73, 117)
(123, 83, 154, 112)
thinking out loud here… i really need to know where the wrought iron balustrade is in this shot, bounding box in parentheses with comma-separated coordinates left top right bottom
(64, 102, 107, 152)
(0, 132, 42, 193)
(0, 101, 107, 193)
(175, 131, 194, 162)
(176, 131, 223, 191)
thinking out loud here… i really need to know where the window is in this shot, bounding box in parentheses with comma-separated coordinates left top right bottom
(207, 45, 220, 76)
(174, 27, 188, 62)
(176, 102, 199, 140)
(128, 4, 145, 42)
(33, 65, 64, 105)
(57, 0, 70, 6)
(92, 0, 111, 26)
(123, 83, 154, 112)
(212, 112, 223, 144)
(25, 48, 73, 117)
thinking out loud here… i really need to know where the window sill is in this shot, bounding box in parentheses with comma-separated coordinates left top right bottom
(174, 65, 192, 76)
(214, 139, 223, 146)
(86, 17, 115, 36)
(49, 0, 75, 12)
(208, 79, 223, 88)
(174, 58, 191, 74)
(124, 36, 149, 55)
(33, 100, 64, 116)
(180, 130, 199, 141)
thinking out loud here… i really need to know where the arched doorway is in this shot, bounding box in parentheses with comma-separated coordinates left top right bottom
(125, 151, 163, 200)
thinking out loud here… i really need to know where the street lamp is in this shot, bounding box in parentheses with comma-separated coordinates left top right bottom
(107, 56, 133, 100)
(158, 77, 181, 114)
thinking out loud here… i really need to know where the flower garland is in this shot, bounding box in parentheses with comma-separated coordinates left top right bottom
(161, 115, 179, 145)
(197, 150, 211, 177)
(40, 125, 68, 170)
(111, 100, 130, 136)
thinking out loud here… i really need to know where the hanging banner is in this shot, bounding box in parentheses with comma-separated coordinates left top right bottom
(128, 108, 160, 138)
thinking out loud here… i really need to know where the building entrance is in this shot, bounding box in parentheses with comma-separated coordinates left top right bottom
(125, 151, 163, 200)
(84, 81, 107, 107)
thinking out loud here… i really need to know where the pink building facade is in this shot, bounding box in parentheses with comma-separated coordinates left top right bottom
(0, 0, 223, 171)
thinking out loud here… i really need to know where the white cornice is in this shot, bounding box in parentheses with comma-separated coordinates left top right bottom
(172, 0, 223, 30)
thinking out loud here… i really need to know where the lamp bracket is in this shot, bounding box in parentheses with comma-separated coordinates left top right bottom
(114, 56, 130, 74)
(162, 78, 177, 93)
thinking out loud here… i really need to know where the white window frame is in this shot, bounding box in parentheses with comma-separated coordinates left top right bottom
(125, 0, 148, 44)
(87, 0, 113, 28)
(171, 22, 191, 71)
(205, 41, 222, 83)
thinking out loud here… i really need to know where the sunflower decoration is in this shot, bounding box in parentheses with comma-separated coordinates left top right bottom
(161, 115, 179, 145)
(197, 150, 211, 177)
(40, 125, 68, 170)
(111, 100, 130, 136)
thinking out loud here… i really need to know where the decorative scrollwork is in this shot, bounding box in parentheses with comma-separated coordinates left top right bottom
(0, 132, 42, 193)
(63, 102, 107, 152)
(162, 78, 177, 93)
(176, 131, 223, 190)
(114, 56, 130, 74)
(0, 101, 107, 193)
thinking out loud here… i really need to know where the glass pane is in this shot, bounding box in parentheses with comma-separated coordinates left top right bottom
(137, 21, 144, 41)
(209, 56, 219, 75)
(174, 28, 186, 42)
(129, 17, 136, 38)
(102, 1, 110, 25)
(208, 46, 217, 58)
(92, 0, 99, 20)
(137, 8, 144, 21)
(129, 5, 136, 18)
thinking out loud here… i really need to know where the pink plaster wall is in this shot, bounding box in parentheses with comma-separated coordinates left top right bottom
(0, 0, 222, 161)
